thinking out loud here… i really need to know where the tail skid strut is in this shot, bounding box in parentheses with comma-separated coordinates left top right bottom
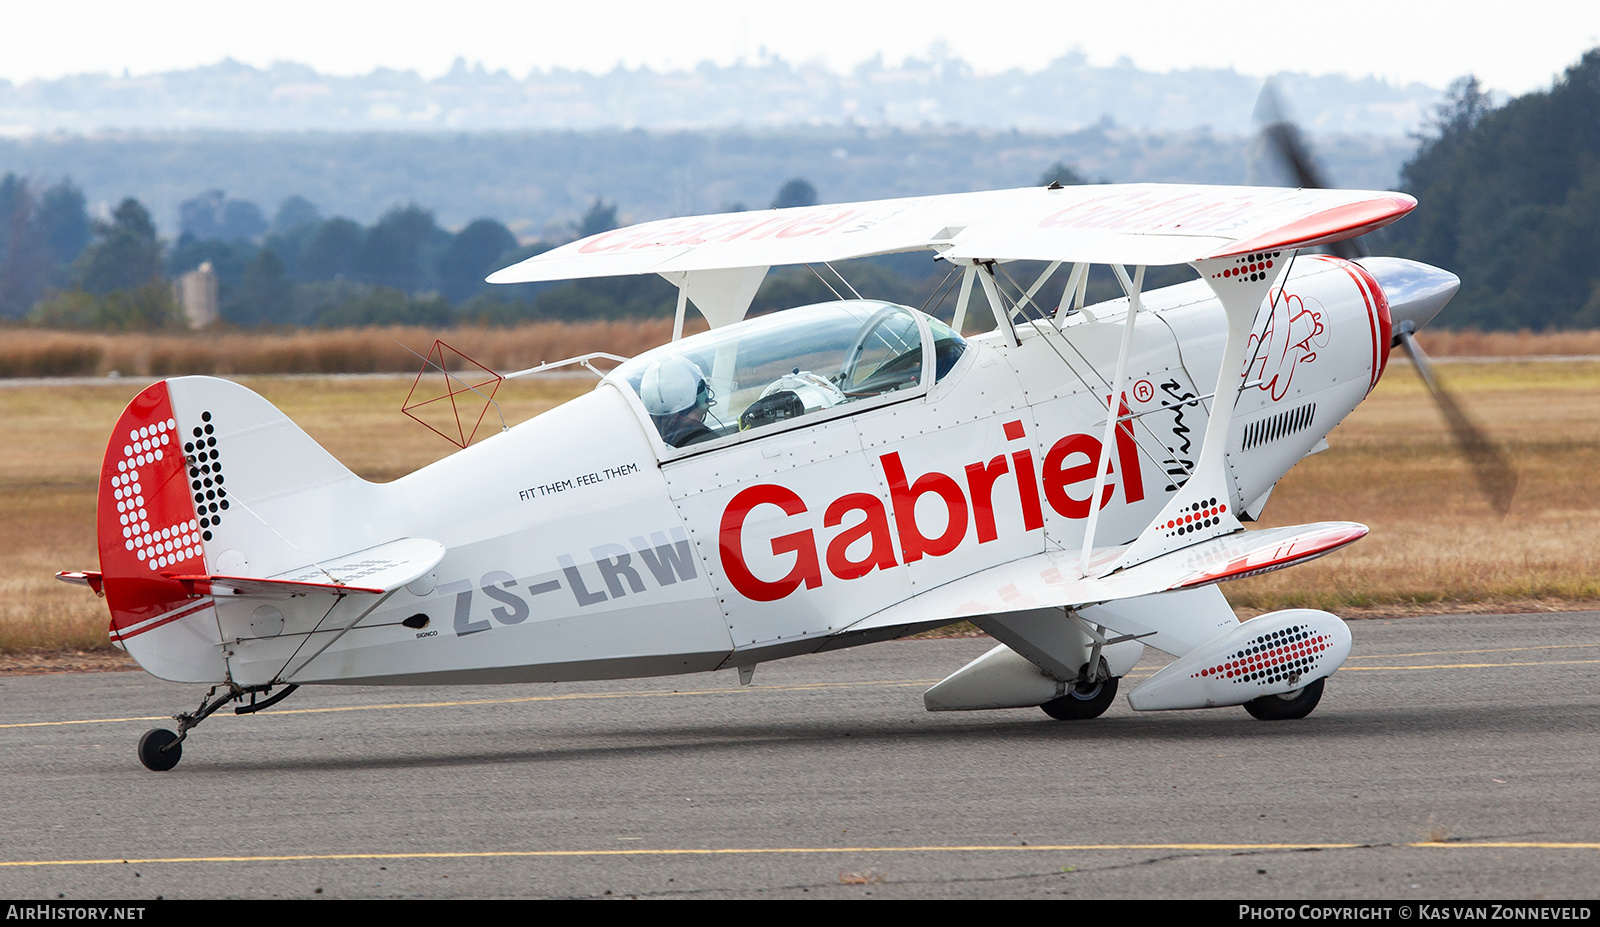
(138, 682, 301, 772)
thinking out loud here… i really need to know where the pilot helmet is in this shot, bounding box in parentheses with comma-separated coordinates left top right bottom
(639, 355, 710, 416)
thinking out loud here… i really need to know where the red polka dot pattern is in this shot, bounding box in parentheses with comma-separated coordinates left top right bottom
(1210, 251, 1281, 284)
(1191, 623, 1329, 688)
(1163, 497, 1228, 539)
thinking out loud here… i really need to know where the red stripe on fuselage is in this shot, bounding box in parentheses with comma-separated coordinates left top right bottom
(1309, 255, 1392, 394)
(108, 597, 213, 642)
(1305, 254, 1395, 395)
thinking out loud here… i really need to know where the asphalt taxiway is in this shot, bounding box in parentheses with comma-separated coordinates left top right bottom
(1, 611, 1597, 899)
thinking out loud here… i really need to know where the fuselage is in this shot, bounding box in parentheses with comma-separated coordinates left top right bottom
(199, 254, 1410, 687)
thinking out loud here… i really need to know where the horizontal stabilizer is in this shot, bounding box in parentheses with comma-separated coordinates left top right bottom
(55, 570, 104, 594)
(165, 537, 444, 600)
(841, 522, 1366, 634)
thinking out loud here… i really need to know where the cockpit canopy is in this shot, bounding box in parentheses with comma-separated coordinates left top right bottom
(610, 300, 966, 449)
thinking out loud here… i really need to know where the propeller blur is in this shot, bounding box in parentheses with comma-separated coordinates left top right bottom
(1257, 81, 1517, 516)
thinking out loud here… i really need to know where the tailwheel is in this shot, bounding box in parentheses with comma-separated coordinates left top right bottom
(138, 728, 182, 771)
(1040, 676, 1119, 720)
(1243, 676, 1326, 721)
(135, 682, 300, 771)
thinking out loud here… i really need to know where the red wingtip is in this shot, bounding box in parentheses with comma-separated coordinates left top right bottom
(1212, 195, 1417, 259)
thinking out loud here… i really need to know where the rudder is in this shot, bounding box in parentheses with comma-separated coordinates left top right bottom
(96, 377, 412, 683)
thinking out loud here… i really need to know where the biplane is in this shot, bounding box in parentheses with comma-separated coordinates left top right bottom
(61, 179, 1482, 771)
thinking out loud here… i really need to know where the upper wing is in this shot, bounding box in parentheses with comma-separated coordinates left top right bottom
(837, 522, 1367, 636)
(488, 184, 1415, 283)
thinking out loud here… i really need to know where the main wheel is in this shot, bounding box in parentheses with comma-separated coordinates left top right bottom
(1040, 677, 1119, 720)
(1243, 676, 1326, 721)
(138, 728, 182, 771)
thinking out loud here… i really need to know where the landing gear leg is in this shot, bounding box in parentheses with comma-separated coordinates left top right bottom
(137, 682, 298, 771)
(1040, 658, 1119, 720)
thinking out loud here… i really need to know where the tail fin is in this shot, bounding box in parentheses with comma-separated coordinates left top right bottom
(96, 376, 415, 682)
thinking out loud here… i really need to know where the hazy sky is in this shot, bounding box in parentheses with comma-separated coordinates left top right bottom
(6, 0, 1596, 95)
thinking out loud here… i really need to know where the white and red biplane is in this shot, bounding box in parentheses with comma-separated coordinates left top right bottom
(60, 182, 1467, 771)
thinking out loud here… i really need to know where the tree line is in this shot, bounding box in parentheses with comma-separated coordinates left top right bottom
(1387, 50, 1600, 330)
(0, 180, 665, 329)
(0, 174, 963, 330)
(18, 46, 1600, 340)
(0, 176, 92, 318)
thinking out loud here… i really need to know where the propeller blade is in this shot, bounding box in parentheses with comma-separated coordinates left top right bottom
(1257, 83, 1506, 511)
(1395, 327, 1518, 516)
(1255, 81, 1365, 260)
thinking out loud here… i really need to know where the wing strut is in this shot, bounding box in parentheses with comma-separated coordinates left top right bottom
(1055, 262, 1089, 319)
(991, 260, 1198, 510)
(951, 265, 977, 332)
(974, 263, 1020, 346)
(659, 265, 770, 333)
(671, 283, 689, 341)
(1009, 260, 1063, 321)
(1080, 264, 1145, 574)
(1106, 251, 1297, 573)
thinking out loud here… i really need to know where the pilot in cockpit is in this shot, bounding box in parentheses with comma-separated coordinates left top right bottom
(620, 301, 966, 451)
(639, 356, 719, 448)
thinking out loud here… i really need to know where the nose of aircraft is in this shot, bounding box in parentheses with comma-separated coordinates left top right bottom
(1356, 256, 1461, 335)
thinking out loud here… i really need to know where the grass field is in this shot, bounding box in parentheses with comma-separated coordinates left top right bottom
(1229, 359, 1600, 612)
(0, 374, 590, 657)
(3, 357, 1597, 657)
(0, 320, 689, 379)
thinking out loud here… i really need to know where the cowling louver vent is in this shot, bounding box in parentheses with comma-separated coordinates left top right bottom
(1243, 403, 1316, 451)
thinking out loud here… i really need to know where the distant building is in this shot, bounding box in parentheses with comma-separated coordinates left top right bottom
(175, 262, 218, 329)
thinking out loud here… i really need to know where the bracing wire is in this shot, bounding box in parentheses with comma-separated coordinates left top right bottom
(822, 261, 864, 299)
(803, 264, 847, 301)
(990, 262, 1198, 485)
(919, 264, 962, 321)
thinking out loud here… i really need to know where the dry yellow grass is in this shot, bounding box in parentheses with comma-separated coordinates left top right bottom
(1228, 358, 1600, 610)
(3, 356, 1597, 656)
(0, 320, 696, 379)
(1416, 329, 1600, 357)
(0, 374, 594, 656)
